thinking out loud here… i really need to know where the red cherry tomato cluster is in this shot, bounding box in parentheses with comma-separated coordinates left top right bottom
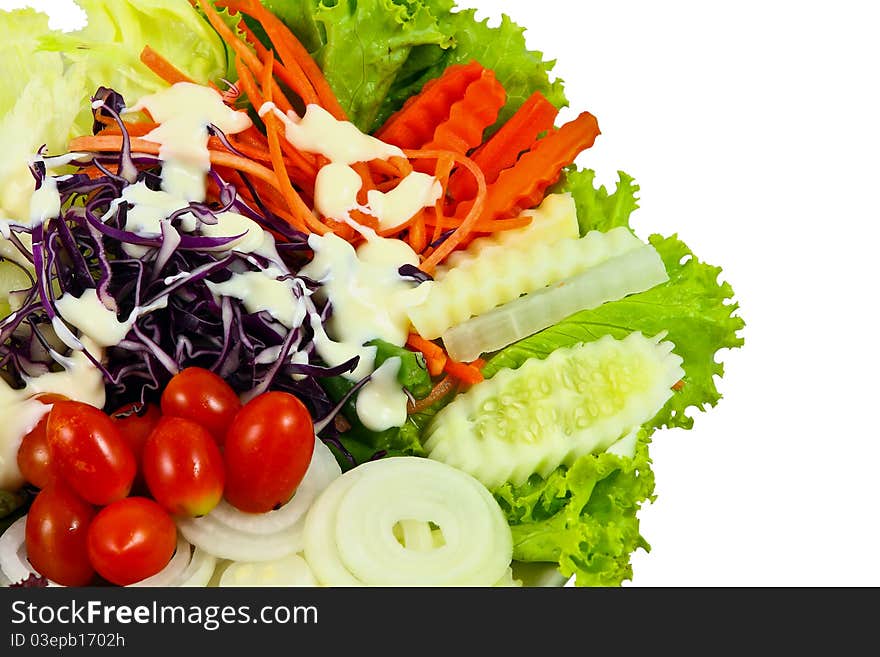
(16, 367, 315, 587)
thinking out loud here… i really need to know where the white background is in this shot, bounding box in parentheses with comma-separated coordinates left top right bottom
(6, 0, 880, 586)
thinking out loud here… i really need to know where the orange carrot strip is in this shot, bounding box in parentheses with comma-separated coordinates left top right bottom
(376, 61, 485, 148)
(409, 211, 427, 253)
(139, 45, 195, 85)
(422, 213, 532, 233)
(443, 359, 484, 385)
(69, 135, 287, 193)
(219, 0, 342, 117)
(456, 111, 601, 224)
(403, 150, 486, 273)
(431, 155, 455, 243)
(469, 358, 487, 370)
(196, 0, 294, 115)
(408, 376, 457, 414)
(407, 334, 445, 361)
(260, 50, 312, 234)
(97, 122, 160, 138)
(447, 91, 558, 201)
(421, 69, 506, 156)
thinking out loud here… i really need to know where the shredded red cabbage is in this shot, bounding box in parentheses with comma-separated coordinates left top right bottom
(0, 88, 365, 456)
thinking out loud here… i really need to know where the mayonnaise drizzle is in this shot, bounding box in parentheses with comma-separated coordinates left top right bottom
(258, 103, 402, 165)
(130, 82, 252, 201)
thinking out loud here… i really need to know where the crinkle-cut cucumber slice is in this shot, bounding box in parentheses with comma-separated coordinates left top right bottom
(441, 242, 668, 362)
(424, 333, 684, 488)
(438, 193, 580, 274)
(408, 225, 643, 340)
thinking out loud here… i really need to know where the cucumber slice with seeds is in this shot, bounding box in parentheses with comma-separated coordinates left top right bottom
(424, 332, 684, 488)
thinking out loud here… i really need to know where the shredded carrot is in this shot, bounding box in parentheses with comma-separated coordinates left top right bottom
(97, 122, 160, 138)
(402, 150, 487, 273)
(672, 380, 685, 391)
(408, 211, 428, 253)
(196, 0, 294, 115)
(405, 334, 447, 377)
(421, 213, 532, 233)
(140, 45, 195, 86)
(443, 359, 484, 386)
(67, 135, 286, 192)
(259, 50, 314, 234)
(407, 334, 445, 360)
(218, 0, 344, 118)
(408, 376, 457, 414)
(431, 155, 455, 243)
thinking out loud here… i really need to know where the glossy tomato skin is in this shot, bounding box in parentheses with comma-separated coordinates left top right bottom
(142, 416, 225, 517)
(161, 367, 241, 444)
(110, 403, 162, 493)
(26, 483, 96, 586)
(46, 401, 136, 506)
(87, 497, 177, 586)
(224, 392, 315, 514)
(16, 394, 69, 489)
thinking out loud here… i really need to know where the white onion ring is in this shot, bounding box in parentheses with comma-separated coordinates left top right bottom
(175, 548, 216, 587)
(303, 457, 513, 586)
(177, 437, 340, 561)
(129, 537, 191, 587)
(0, 517, 44, 586)
(219, 554, 317, 587)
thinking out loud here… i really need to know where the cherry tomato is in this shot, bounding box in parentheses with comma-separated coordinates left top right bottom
(87, 497, 177, 586)
(110, 403, 162, 467)
(25, 483, 96, 586)
(46, 401, 136, 506)
(224, 392, 315, 514)
(142, 416, 225, 517)
(160, 367, 241, 444)
(16, 395, 68, 489)
(110, 403, 162, 493)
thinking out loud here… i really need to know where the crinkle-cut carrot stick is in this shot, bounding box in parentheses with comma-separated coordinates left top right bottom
(68, 135, 284, 191)
(403, 149, 486, 274)
(456, 111, 600, 224)
(140, 45, 196, 85)
(218, 0, 344, 118)
(447, 91, 558, 202)
(260, 50, 314, 234)
(421, 69, 506, 156)
(375, 61, 484, 149)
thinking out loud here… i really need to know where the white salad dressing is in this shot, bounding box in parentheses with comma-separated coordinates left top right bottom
(129, 82, 253, 201)
(355, 357, 409, 432)
(0, 338, 106, 490)
(367, 173, 443, 230)
(258, 103, 402, 165)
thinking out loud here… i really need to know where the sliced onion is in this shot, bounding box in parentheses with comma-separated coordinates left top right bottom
(205, 437, 341, 534)
(176, 548, 217, 587)
(0, 518, 44, 586)
(303, 457, 513, 586)
(178, 437, 340, 561)
(128, 537, 191, 587)
(219, 554, 317, 587)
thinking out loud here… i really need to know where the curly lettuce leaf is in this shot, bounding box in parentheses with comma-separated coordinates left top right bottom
(262, 0, 453, 132)
(495, 432, 655, 587)
(557, 168, 641, 234)
(261, 0, 566, 133)
(485, 170, 744, 430)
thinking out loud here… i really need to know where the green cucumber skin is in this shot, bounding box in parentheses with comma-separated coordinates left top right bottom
(424, 332, 684, 488)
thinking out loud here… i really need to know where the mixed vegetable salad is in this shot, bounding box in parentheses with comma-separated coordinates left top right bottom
(0, 0, 744, 587)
